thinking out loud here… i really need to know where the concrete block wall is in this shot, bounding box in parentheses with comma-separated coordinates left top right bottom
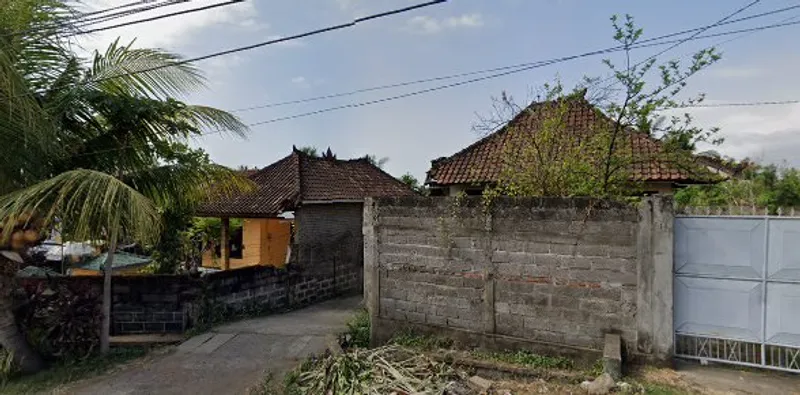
(20, 255, 364, 336)
(364, 196, 673, 363)
(296, 203, 364, 247)
(294, 202, 364, 294)
(111, 276, 200, 334)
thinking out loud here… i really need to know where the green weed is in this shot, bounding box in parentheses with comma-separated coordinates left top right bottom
(339, 309, 370, 349)
(470, 349, 574, 370)
(390, 331, 453, 350)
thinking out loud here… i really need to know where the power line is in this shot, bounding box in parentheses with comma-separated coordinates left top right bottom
(644, 0, 761, 62)
(72, 97, 800, 159)
(674, 100, 800, 108)
(599, 0, 762, 91)
(72, 0, 237, 36)
(629, 3, 800, 45)
(1, 0, 447, 102)
(78, 0, 162, 19)
(230, 4, 800, 113)
(230, 16, 800, 114)
(2, 0, 177, 38)
(81, 18, 800, 148)
(73, 0, 190, 31)
(229, 19, 800, 128)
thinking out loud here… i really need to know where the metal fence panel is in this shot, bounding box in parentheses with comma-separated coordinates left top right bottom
(674, 217, 764, 279)
(674, 215, 800, 372)
(767, 219, 800, 282)
(674, 276, 762, 342)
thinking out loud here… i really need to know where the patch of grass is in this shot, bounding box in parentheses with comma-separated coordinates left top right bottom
(390, 331, 454, 350)
(0, 347, 147, 395)
(339, 309, 370, 349)
(470, 349, 574, 370)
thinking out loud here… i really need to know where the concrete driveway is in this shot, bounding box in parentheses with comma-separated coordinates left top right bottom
(63, 296, 362, 395)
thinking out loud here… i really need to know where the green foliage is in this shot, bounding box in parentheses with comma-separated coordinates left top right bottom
(0, 347, 146, 394)
(398, 173, 428, 195)
(586, 358, 605, 377)
(340, 309, 370, 349)
(0, 0, 251, 244)
(17, 279, 102, 361)
(470, 349, 574, 370)
(0, 170, 162, 246)
(296, 146, 319, 157)
(482, 14, 721, 200)
(494, 85, 633, 198)
(674, 164, 800, 214)
(390, 331, 454, 351)
(149, 207, 193, 274)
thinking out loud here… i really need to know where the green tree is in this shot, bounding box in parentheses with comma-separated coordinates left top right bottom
(0, 0, 250, 370)
(297, 146, 319, 157)
(399, 173, 427, 195)
(480, 15, 721, 199)
(675, 163, 800, 214)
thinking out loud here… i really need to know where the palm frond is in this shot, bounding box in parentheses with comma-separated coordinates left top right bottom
(0, 169, 161, 244)
(180, 105, 249, 137)
(85, 39, 205, 99)
(124, 163, 255, 209)
(0, 45, 64, 193)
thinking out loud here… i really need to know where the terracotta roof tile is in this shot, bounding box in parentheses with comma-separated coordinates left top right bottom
(427, 98, 714, 186)
(198, 149, 415, 217)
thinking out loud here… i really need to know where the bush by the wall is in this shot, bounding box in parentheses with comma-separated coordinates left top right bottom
(16, 279, 101, 361)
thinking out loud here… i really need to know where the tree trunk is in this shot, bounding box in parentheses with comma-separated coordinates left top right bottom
(0, 254, 44, 373)
(100, 237, 117, 354)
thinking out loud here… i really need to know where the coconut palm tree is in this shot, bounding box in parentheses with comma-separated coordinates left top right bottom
(0, 0, 250, 372)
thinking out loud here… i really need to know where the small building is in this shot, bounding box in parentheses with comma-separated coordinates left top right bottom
(197, 147, 416, 271)
(426, 95, 726, 196)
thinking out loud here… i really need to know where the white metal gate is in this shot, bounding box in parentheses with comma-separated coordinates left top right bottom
(674, 212, 800, 372)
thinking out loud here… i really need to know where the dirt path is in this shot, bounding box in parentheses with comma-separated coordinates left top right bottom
(58, 296, 361, 395)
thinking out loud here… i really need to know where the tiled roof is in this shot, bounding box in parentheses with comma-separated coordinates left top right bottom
(197, 148, 416, 217)
(427, 98, 716, 186)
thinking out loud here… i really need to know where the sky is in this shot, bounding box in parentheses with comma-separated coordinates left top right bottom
(74, 0, 800, 182)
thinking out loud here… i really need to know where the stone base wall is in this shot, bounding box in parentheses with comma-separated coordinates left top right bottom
(19, 261, 363, 336)
(364, 196, 673, 363)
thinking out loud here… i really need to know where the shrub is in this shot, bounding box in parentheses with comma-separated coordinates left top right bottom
(17, 278, 102, 361)
(339, 309, 370, 349)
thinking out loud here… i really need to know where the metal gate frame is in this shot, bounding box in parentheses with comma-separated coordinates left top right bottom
(673, 212, 800, 373)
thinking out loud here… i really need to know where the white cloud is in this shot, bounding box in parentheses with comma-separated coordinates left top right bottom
(690, 103, 800, 165)
(406, 13, 484, 34)
(74, 0, 262, 54)
(291, 76, 306, 84)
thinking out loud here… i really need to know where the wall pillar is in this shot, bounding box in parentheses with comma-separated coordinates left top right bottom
(362, 198, 381, 345)
(636, 195, 674, 362)
(221, 217, 230, 270)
